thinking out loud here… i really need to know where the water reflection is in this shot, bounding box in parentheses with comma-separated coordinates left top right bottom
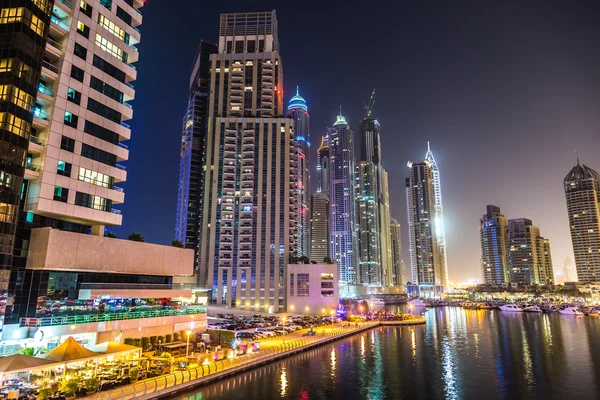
(174, 308, 600, 400)
(279, 367, 287, 397)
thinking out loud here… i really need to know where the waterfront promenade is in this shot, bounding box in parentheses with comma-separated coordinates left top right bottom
(87, 318, 425, 400)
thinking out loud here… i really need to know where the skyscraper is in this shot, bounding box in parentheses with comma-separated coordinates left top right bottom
(287, 87, 310, 258)
(379, 168, 393, 287)
(316, 135, 330, 193)
(311, 134, 330, 263)
(480, 205, 509, 285)
(198, 11, 297, 312)
(406, 160, 443, 296)
(390, 218, 404, 288)
(424, 142, 449, 289)
(506, 218, 554, 285)
(356, 161, 381, 285)
(0, 0, 144, 329)
(175, 41, 218, 264)
(564, 160, 600, 282)
(310, 193, 329, 263)
(329, 113, 357, 286)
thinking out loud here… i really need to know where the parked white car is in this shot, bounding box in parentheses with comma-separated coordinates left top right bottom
(255, 328, 276, 337)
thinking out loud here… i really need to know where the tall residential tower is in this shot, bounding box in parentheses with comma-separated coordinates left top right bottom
(287, 87, 310, 258)
(390, 218, 404, 288)
(564, 160, 600, 282)
(198, 11, 297, 312)
(406, 160, 443, 296)
(329, 113, 357, 287)
(175, 41, 218, 266)
(480, 205, 509, 285)
(506, 218, 554, 285)
(311, 134, 330, 262)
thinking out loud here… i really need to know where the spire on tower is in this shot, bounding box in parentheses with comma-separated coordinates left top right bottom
(576, 149, 580, 165)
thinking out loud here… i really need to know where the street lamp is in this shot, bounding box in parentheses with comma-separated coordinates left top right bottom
(185, 330, 192, 359)
(330, 310, 335, 325)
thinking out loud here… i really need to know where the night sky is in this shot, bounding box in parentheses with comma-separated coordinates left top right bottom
(115, 0, 600, 283)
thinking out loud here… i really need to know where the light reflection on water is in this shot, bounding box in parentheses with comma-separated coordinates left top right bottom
(174, 307, 600, 400)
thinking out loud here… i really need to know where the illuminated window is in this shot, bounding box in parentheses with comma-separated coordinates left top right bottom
(0, 203, 16, 223)
(0, 112, 30, 138)
(77, 21, 89, 38)
(33, 0, 51, 14)
(29, 14, 44, 36)
(95, 34, 126, 62)
(0, 59, 12, 73)
(98, 14, 129, 44)
(0, 8, 24, 24)
(79, 0, 93, 18)
(78, 167, 114, 188)
(0, 86, 34, 110)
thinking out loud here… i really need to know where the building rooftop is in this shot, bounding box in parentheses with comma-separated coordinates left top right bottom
(564, 162, 599, 184)
(287, 86, 307, 111)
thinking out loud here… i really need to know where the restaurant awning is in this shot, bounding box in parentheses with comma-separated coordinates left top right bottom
(42, 337, 100, 362)
(92, 342, 141, 356)
(0, 355, 55, 374)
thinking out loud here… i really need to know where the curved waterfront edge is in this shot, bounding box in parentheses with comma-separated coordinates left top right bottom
(86, 318, 425, 400)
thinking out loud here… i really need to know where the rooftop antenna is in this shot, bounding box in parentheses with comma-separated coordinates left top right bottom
(576, 149, 580, 165)
(363, 88, 376, 119)
(427, 141, 431, 152)
(296, 86, 299, 96)
(339, 105, 342, 116)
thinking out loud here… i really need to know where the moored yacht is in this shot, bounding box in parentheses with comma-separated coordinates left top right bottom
(499, 304, 524, 312)
(558, 306, 583, 315)
(523, 305, 543, 313)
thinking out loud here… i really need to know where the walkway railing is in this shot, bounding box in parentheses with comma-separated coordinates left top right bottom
(87, 323, 390, 400)
(19, 307, 206, 327)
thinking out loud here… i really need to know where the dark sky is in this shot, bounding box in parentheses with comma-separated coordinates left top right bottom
(115, 0, 600, 283)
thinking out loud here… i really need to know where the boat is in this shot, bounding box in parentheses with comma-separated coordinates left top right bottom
(408, 298, 427, 307)
(368, 297, 386, 306)
(499, 304, 524, 312)
(461, 301, 480, 310)
(558, 306, 583, 316)
(523, 305, 543, 313)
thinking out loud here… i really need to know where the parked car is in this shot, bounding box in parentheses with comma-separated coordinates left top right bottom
(255, 328, 276, 337)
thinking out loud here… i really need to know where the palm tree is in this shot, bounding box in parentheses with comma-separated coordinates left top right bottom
(128, 232, 144, 242)
(171, 240, 184, 248)
(105, 231, 117, 238)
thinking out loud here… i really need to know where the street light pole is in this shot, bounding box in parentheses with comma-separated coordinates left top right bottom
(185, 330, 192, 359)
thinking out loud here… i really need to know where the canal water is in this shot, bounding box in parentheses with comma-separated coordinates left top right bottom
(173, 306, 600, 400)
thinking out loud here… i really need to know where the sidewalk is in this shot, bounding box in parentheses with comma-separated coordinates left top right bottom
(87, 319, 424, 400)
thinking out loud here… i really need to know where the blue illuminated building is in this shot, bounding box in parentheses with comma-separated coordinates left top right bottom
(175, 41, 218, 267)
(288, 87, 311, 259)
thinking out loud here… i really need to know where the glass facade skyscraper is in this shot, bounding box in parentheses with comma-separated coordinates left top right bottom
(175, 41, 217, 275)
(480, 205, 509, 285)
(287, 87, 310, 258)
(329, 114, 357, 285)
(564, 161, 600, 282)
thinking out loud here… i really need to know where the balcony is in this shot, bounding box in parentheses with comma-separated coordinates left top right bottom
(45, 37, 64, 58)
(110, 209, 122, 215)
(41, 61, 59, 81)
(38, 83, 53, 97)
(55, 0, 73, 12)
(50, 15, 70, 37)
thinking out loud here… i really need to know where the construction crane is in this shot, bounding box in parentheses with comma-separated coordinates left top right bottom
(364, 88, 376, 118)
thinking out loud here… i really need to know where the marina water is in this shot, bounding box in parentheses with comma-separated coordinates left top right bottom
(174, 306, 600, 400)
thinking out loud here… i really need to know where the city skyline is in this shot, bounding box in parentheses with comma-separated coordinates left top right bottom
(116, 1, 600, 284)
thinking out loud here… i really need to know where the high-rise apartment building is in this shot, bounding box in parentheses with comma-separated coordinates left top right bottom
(310, 193, 329, 263)
(0, 0, 56, 331)
(480, 205, 509, 285)
(424, 142, 448, 289)
(506, 218, 553, 285)
(390, 218, 404, 287)
(356, 161, 381, 285)
(198, 11, 297, 312)
(311, 134, 329, 263)
(287, 87, 310, 258)
(1, 0, 142, 326)
(406, 160, 443, 296)
(316, 134, 329, 193)
(379, 168, 393, 286)
(329, 113, 357, 285)
(358, 115, 394, 290)
(564, 161, 600, 282)
(175, 41, 218, 262)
